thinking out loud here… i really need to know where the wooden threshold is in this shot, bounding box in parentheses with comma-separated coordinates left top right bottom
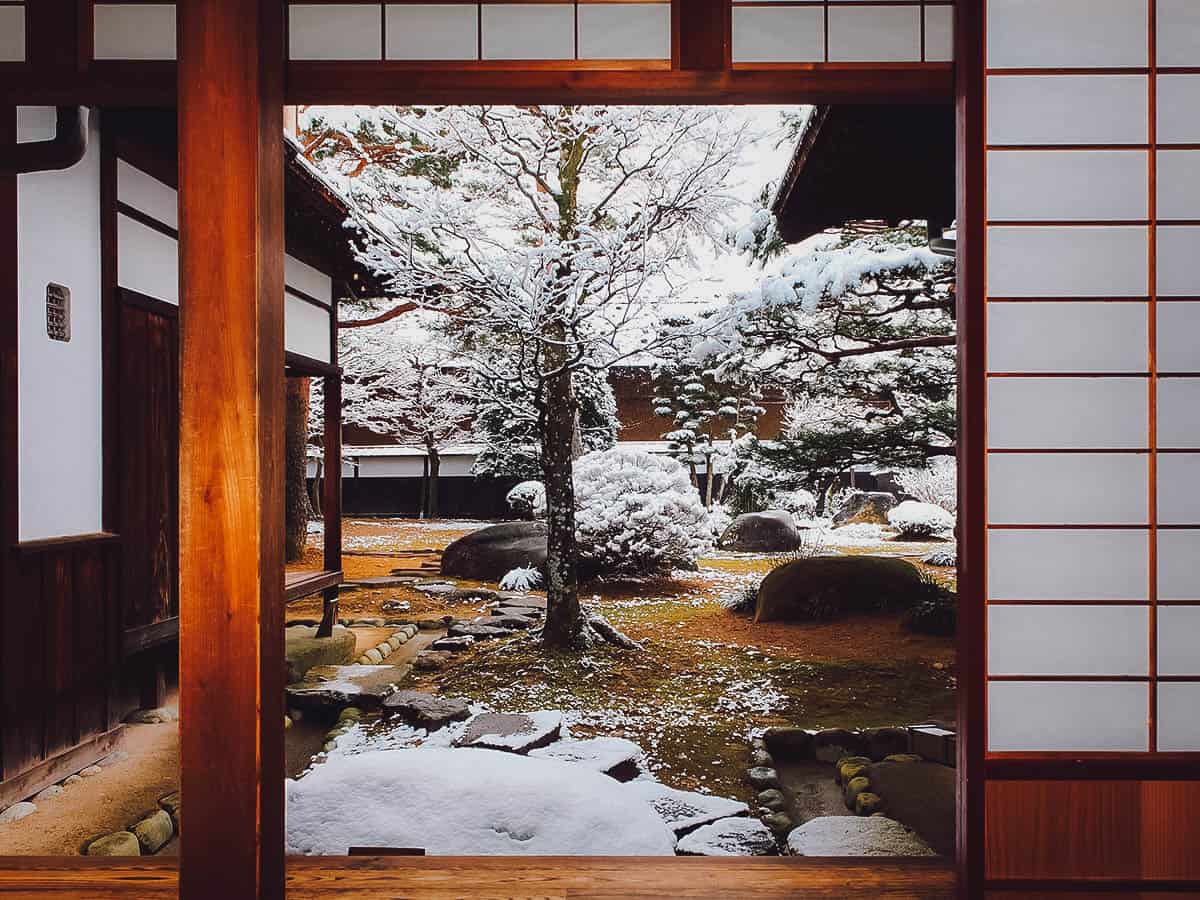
(0, 857, 956, 898)
(123, 617, 179, 657)
(0, 728, 124, 812)
(285, 569, 343, 604)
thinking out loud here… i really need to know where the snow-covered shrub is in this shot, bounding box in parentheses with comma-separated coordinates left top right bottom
(506, 481, 547, 520)
(895, 457, 957, 513)
(772, 488, 817, 522)
(887, 500, 955, 539)
(923, 545, 957, 568)
(706, 504, 733, 541)
(573, 448, 712, 576)
(722, 583, 759, 615)
(500, 565, 543, 592)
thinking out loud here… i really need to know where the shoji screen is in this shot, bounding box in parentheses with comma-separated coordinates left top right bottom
(731, 1, 953, 65)
(984, 0, 1199, 758)
(0, 0, 25, 62)
(286, 2, 672, 63)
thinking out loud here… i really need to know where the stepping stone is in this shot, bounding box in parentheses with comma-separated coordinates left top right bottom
(414, 650, 455, 671)
(417, 618, 448, 630)
(414, 582, 459, 595)
(445, 588, 503, 603)
(495, 606, 543, 620)
(676, 817, 778, 856)
(355, 577, 421, 589)
(382, 690, 472, 730)
(747, 766, 779, 789)
(85, 831, 140, 856)
(0, 801, 36, 824)
(786, 816, 936, 857)
(470, 614, 535, 630)
(350, 617, 386, 627)
(381, 600, 411, 612)
(456, 711, 562, 754)
(285, 664, 411, 712)
(623, 781, 749, 835)
(530, 737, 644, 781)
(448, 623, 514, 640)
(431, 636, 475, 653)
(285, 625, 357, 684)
(499, 593, 547, 609)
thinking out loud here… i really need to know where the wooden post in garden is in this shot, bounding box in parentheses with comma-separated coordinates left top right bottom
(177, 0, 287, 897)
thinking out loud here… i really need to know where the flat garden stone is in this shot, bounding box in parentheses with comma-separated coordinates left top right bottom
(747, 766, 779, 789)
(495, 606, 543, 620)
(456, 711, 562, 754)
(132, 809, 174, 853)
(285, 625, 357, 684)
(285, 664, 411, 712)
(445, 588, 503, 603)
(354, 577, 420, 589)
(85, 831, 140, 856)
(382, 691, 471, 730)
(762, 727, 813, 759)
(414, 650, 455, 671)
(470, 614, 535, 630)
(448, 623, 514, 640)
(0, 802, 36, 824)
(529, 737, 644, 781)
(676, 817, 778, 856)
(623, 780, 749, 835)
(786, 816, 936, 857)
(431, 636, 475, 653)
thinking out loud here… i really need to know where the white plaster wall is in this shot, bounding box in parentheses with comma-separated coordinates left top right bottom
(16, 107, 104, 541)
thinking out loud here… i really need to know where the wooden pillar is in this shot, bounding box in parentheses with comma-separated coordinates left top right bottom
(318, 369, 342, 637)
(177, 1, 286, 897)
(675, 0, 728, 71)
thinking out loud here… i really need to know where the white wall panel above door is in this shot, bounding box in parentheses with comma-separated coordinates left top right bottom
(731, 6, 824, 64)
(924, 5, 953, 63)
(827, 5, 920, 63)
(94, 4, 177, 60)
(290, 4, 382, 60)
(117, 213, 180, 305)
(481, 4, 574, 60)
(986, 0, 1147, 69)
(0, 6, 25, 62)
(578, 4, 670, 60)
(386, 4, 479, 60)
(986, 76, 1148, 146)
(116, 160, 178, 230)
(987, 453, 1148, 525)
(989, 681, 1148, 752)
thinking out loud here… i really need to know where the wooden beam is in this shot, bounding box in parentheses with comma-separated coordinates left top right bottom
(677, 0, 728, 71)
(0, 727, 124, 814)
(177, 0, 286, 897)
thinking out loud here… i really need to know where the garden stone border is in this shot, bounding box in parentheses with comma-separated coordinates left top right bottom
(84, 790, 182, 857)
(354, 625, 419, 666)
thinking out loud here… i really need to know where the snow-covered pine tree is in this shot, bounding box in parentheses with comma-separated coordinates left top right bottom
(299, 105, 750, 649)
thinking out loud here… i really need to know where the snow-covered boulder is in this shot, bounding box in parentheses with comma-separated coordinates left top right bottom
(719, 511, 800, 552)
(285, 748, 677, 856)
(832, 491, 897, 526)
(623, 779, 750, 835)
(786, 816, 936, 857)
(676, 816, 778, 856)
(530, 737, 644, 781)
(573, 448, 712, 576)
(506, 481, 546, 520)
(887, 501, 954, 539)
(455, 711, 562, 754)
(441, 522, 547, 582)
(754, 556, 923, 623)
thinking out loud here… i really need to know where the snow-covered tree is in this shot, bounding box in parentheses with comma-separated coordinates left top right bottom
(301, 105, 750, 648)
(894, 456, 957, 513)
(716, 223, 955, 497)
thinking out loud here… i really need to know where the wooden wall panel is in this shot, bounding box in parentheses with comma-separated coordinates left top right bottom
(1139, 781, 1200, 880)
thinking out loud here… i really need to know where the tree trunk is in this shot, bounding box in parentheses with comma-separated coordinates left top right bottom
(427, 444, 441, 520)
(285, 377, 313, 562)
(420, 454, 429, 519)
(704, 461, 715, 509)
(540, 367, 583, 649)
(309, 458, 323, 518)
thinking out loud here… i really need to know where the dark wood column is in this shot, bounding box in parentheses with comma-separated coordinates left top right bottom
(177, 1, 286, 898)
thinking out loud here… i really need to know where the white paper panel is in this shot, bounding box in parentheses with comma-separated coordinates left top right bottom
(578, 4, 670, 60)
(988, 605, 1148, 676)
(987, 226, 1148, 298)
(827, 5, 919, 62)
(988, 681, 1148, 751)
(1158, 683, 1200, 750)
(1158, 76, 1200, 145)
(117, 213, 179, 305)
(1158, 0, 1200, 67)
(987, 150, 1147, 222)
(481, 4, 573, 60)
(731, 7, 824, 64)
(1158, 607, 1200, 676)
(1157, 454, 1200, 525)
(0, 7, 24, 62)
(924, 5, 953, 63)
(988, 530, 1148, 602)
(285, 294, 332, 363)
(1157, 302, 1200, 373)
(289, 4, 381, 60)
(987, 453, 1148, 525)
(1158, 151, 1200, 221)
(1158, 379, 1200, 449)
(1159, 529, 1200, 601)
(1157, 226, 1200, 297)
(285, 254, 332, 304)
(16, 106, 55, 143)
(988, 378, 1147, 449)
(386, 4, 479, 60)
(116, 160, 178, 230)
(986, 0, 1146, 69)
(987, 302, 1147, 374)
(986, 76, 1148, 146)
(94, 4, 177, 60)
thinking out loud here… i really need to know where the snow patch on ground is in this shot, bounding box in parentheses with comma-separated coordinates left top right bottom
(285, 748, 677, 856)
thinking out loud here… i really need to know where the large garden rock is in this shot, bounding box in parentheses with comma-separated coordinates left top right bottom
(456, 711, 563, 754)
(441, 522, 547, 582)
(676, 817, 777, 856)
(85, 831, 141, 856)
(530, 737, 644, 781)
(285, 664, 411, 712)
(786, 815, 936, 857)
(382, 691, 471, 730)
(718, 511, 799, 553)
(754, 556, 923, 623)
(285, 625, 357, 684)
(833, 491, 897, 526)
(623, 780, 749, 835)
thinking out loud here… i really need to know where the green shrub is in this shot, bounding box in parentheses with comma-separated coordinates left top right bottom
(902, 577, 957, 636)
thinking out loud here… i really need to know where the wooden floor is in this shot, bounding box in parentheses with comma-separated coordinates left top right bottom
(0, 857, 956, 898)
